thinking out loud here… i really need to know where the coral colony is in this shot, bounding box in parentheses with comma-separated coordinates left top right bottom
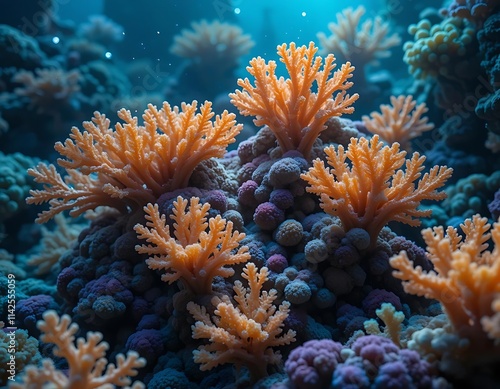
(1, 1, 500, 388)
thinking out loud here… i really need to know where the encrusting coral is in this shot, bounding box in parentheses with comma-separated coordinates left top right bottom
(390, 214, 500, 357)
(11, 310, 146, 389)
(186, 262, 296, 382)
(230, 41, 358, 158)
(301, 135, 453, 249)
(26, 101, 242, 223)
(134, 196, 250, 295)
(362, 95, 435, 151)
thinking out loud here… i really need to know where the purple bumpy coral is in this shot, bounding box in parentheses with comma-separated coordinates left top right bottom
(285, 339, 343, 389)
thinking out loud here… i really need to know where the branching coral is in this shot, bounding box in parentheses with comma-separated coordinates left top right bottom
(317, 6, 400, 70)
(134, 196, 250, 295)
(230, 41, 358, 158)
(13, 68, 81, 113)
(79, 15, 124, 46)
(390, 215, 500, 355)
(362, 95, 434, 151)
(26, 100, 242, 223)
(27, 214, 83, 275)
(186, 262, 296, 382)
(11, 310, 146, 388)
(170, 19, 254, 68)
(363, 302, 405, 347)
(301, 135, 453, 249)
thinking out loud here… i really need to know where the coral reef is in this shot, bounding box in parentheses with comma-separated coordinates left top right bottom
(3, 2, 500, 387)
(171, 19, 254, 100)
(317, 5, 401, 84)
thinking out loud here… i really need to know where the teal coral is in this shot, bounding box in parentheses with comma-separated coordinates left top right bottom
(0, 151, 39, 226)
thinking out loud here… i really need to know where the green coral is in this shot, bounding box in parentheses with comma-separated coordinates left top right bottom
(403, 17, 476, 79)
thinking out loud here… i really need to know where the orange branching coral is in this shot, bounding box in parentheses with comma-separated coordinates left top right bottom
(11, 310, 145, 389)
(301, 135, 453, 248)
(390, 215, 500, 353)
(317, 6, 401, 68)
(26, 101, 242, 223)
(229, 41, 358, 158)
(134, 196, 250, 295)
(362, 95, 434, 151)
(187, 262, 296, 382)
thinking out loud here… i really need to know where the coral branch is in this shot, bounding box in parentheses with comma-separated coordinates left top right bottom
(134, 196, 250, 295)
(230, 41, 358, 157)
(301, 135, 452, 248)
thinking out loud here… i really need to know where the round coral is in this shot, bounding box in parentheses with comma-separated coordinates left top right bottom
(305, 239, 329, 264)
(268, 157, 302, 187)
(266, 253, 288, 273)
(284, 280, 312, 304)
(269, 188, 294, 210)
(344, 228, 371, 250)
(274, 219, 304, 246)
(238, 179, 259, 206)
(323, 267, 354, 295)
(253, 202, 285, 230)
(362, 288, 403, 318)
(331, 245, 360, 267)
(285, 339, 343, 389)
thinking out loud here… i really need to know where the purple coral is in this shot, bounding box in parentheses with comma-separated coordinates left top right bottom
(126, 328, 165, 365)
(285, 339, 343, 389)
(238, 180, 259, 206)
(75, 274, 134, 324)
(269, 188, 294, 210)
(266, 253, 288, 273)
(332, 364, 370, 389)
(16, 295, 58, 336)
(333, 335, 440, 388)
(362, 289, 403, 318)
(253, 201, 285, 230)
(489, 189, 500, 220)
